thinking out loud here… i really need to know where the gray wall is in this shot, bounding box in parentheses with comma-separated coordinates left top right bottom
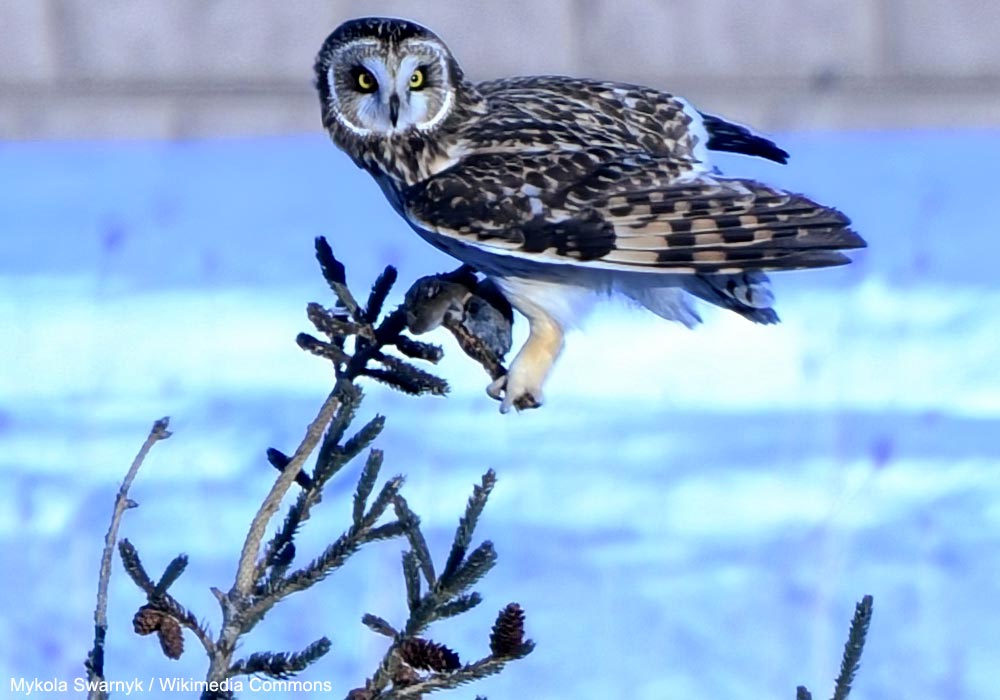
(3, 0, 1000, 140)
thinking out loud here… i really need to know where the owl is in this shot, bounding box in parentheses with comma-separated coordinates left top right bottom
(314, 17, 865, 413)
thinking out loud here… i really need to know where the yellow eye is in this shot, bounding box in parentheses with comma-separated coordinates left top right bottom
(355, 69, 377, 92)
(409, 69, 425, 90)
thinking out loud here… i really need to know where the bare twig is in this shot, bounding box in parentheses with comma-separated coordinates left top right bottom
(203, 381, 348, 688)
(86, 417, 172, 699)
(232, 384, 344, 598)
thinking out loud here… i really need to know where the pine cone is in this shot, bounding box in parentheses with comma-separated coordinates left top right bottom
(156, 615, 185, 659)
(133, 605, 164, 635)
(398, 637, 460, 672)
(490, 603, 525, 656)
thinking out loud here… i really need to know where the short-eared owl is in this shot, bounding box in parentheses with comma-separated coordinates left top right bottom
(315, 17, 865, 413)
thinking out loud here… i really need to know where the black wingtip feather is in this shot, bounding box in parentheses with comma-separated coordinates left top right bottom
(767, 226, 867, 252)
(747, 308, 781, 325)
(792, 250, 854, 268)
(701, 113, 790, 164)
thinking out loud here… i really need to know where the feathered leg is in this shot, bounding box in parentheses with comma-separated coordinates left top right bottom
(487, 301, 564, 413)
(486, 276, 589, 413)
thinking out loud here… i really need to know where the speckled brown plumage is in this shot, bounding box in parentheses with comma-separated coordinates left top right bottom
(314, 17, 866, 412)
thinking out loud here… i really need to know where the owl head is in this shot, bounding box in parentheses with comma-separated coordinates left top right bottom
(315, 17, 466, 140)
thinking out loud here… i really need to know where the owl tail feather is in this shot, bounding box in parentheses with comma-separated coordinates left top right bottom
(685, 271, 780, 324)
(617, 271, 779, 326)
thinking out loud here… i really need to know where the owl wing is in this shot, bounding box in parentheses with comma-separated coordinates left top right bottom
(474, 76, 787, 164)
(403, 148, 865, 275)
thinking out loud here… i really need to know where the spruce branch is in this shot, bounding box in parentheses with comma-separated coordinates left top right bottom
(402, 550, 423, 612)
(260, 498, 306, 585)
(237, 449, 404, 641)
(366, 475, 407, 525)
(376, 355, 450, 396)
(395, 495, 436, 586)
(260, 394, 370, 581)
(118, 538, 155, 593)
(442, 470, 496, 584)
(86, 417, 170, 700)
(797, 595, 873, 700)
(353, 449, 384, 527)
(363, 614, 398, 638)
(253, 473, 406, 617)
(256, 383, 368, 580)
(310, 411, 381, 492)
(360, 366, 448, 396)
(435, 593, 483, 620)
(91, 246, 877, 700)
(232, 384, 344, 599)
(382, 654, 531, 700)
(228, 638, 332, 680)
(832, 595, 874, 700)
(119, 539, 215, 659)
(307, 301, 373, 342)
(315, 235, 363, 322)
(263, 532, 361, 605)
(366, 266, 399, 323)
(436, 541, 497, 600)
(152, 554, 188, 598)
(359, 470, 532, 700)
(96, 250, 531, 700)
(394, 335, 445, 363)
(326, 381, 363, 446)
(297, 332, 353, 364)
(367, 520, 410, 542)
(342, 415, 387, 464)
(306, 239, 449, 395)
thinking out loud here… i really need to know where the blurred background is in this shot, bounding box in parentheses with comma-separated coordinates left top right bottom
(2, 1, 999, 699)
(4, 0, 1000, 138)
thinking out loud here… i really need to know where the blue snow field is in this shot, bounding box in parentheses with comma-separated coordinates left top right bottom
(1, 131, 998, 699)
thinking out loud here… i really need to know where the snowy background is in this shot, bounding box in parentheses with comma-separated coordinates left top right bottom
(1, 130, 998, 699)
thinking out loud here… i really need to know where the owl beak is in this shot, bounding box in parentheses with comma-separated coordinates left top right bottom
(389, 94, 400, 127)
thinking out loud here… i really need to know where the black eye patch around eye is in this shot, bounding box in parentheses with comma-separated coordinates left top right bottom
(408, 64, 434, 91)
(348, 65, 378, 93)
(421, 63, 443, 85)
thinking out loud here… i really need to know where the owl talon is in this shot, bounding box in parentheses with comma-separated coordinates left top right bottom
(487, 375, 544, 413)
(486, 376, 506, 401)
(512, 391, 542, 412)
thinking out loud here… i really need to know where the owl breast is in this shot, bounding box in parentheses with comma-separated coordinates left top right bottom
(354, 131, 465, 192)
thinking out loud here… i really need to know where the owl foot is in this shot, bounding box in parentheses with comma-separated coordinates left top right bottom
(482, 286, 566, 413)
(487, 374, 543, 413)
